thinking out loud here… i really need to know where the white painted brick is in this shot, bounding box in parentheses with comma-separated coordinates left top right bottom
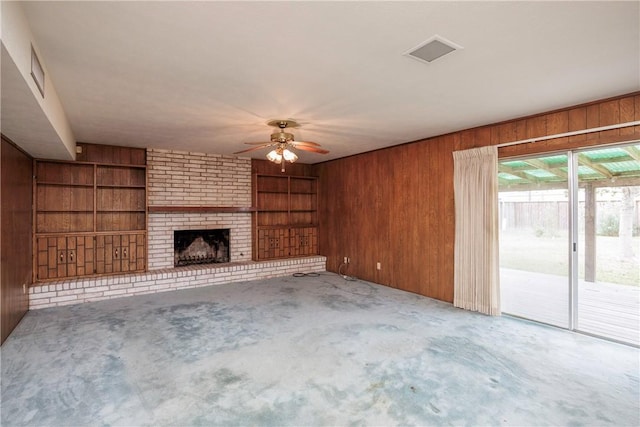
(30, 255, 326, 308)
(49, 295, 78, 303)
(29, 295, 51, 304)
(127, 286, 150, 294)
(103, 289, 128, 297)
(57, 289, 84, 297)
(29, 292, 54, 300)
(82, 292, 106, 302)
(30, 301, 52, 309)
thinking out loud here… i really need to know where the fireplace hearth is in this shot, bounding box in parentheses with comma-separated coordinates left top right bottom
(174, 229, 230, 267)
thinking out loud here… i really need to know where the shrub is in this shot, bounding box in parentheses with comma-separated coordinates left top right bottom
(598, 214, 619, 236)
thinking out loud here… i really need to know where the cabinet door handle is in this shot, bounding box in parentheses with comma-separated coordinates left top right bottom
(69, 250, 74, 262)
(123, 248, 128, 258)
(59, 251, 65, 263)
(114, 248, 119, 259)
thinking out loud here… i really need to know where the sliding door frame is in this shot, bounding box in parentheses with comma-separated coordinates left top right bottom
(500, 140, 640, 345)
(568, 151, 579, 331)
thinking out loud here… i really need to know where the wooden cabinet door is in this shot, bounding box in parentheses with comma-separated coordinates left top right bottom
(120, 233, 145, 272)
(96, 233, 145, 274)
(117, 233, 146, 272)
(36, 236, 65, 280)
(36, 235, 96, 280)
(69, 236, 95, 277)
(290, 227, 318, 256)
(96, 234, 121, 274)
(257, 228, 290, 259)
(131, 233, 146, 271)
(289, 228, 301, 257)
(119, 234, 131, 272)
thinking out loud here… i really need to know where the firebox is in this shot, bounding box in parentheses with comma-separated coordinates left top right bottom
(174, 229, 230, 267)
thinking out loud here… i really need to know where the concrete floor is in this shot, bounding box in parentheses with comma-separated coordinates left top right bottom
(2, 273, 639, 426)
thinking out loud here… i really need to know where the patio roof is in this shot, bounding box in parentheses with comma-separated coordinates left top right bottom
(499, 143, 640, 190)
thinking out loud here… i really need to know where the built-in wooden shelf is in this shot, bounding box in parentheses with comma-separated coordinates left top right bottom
(253, 174, 319, 260)
(148, 206, 256, 213)
(97, 184, 146, 189)
(34, 154, 148, 282)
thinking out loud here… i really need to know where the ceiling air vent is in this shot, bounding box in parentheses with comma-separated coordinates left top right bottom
(404, 35, 462, 64)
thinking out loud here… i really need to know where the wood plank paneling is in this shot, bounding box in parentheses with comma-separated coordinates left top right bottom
(619, 97, 636, 136)
(76, 142, 146, 165)
(1, 136, 32, 344)
(314, 134, 456, 302)
(314, 92, 639, 303)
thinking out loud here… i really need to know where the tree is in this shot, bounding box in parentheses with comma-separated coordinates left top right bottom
(619, 186, 639, 259)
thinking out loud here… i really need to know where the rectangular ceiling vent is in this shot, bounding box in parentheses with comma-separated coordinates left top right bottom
(404, 35, 463, 64)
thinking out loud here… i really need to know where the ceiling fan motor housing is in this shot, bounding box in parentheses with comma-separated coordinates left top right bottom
(271, 131, 294, 143)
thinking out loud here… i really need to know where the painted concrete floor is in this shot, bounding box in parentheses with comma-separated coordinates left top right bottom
(1, 273, 639, 426)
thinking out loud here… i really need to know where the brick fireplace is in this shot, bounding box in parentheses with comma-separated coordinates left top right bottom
(146, 149, 252, 270)
(148, 212, 251, 269)
(174, 228, 230, 266)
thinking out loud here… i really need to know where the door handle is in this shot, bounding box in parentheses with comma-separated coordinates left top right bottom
(114, 248, 119, 259)
(123, 248, 128, 258)
(69, 250, 74, 262)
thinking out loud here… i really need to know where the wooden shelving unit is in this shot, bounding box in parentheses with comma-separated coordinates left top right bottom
(253, 174, 318, 260)
(96, 164, 146, 232)
(33, 157, 147, 281)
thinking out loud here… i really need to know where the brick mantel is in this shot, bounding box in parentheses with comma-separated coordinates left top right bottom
(148, 206, 255, 213)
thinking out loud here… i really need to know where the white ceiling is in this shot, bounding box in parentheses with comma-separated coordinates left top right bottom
(8, 1, 640, 163)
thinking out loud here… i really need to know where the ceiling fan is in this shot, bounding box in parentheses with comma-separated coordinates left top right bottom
(234, 119, 329, 172)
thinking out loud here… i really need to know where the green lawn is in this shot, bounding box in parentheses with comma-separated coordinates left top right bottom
(500, 229, 639, 286)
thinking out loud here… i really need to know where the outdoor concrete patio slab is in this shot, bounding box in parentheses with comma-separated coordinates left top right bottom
(2, 273, 639, 426)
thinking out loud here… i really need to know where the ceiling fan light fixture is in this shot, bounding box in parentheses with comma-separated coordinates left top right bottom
(282, 148, 298, 162)
(266, 149, 283, 163)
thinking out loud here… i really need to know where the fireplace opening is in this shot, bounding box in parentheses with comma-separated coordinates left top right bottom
(174, 229, 230, 267)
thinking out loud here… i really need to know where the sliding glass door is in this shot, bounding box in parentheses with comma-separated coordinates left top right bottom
(499, 142, 640, 346)
(498, 154, 571, 328)
(575, 145, 640, 345)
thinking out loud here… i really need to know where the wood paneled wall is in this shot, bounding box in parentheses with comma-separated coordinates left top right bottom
(1, 136, 33, 344)
(314, 93, 640, 303)
(76, 142, 146, 165)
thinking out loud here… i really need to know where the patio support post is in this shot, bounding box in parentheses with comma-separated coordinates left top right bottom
(585, 183, 596, 282)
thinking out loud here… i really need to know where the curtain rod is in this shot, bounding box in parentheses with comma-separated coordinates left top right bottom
(496, 121, 640, 148)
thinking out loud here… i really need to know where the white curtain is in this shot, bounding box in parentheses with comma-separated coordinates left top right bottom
(452, 146, 500, 315)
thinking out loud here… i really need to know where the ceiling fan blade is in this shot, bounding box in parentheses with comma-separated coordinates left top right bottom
(294, 145, 329, 154)
(233, 145, 272, 154)
(290, 140, 321, 147)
